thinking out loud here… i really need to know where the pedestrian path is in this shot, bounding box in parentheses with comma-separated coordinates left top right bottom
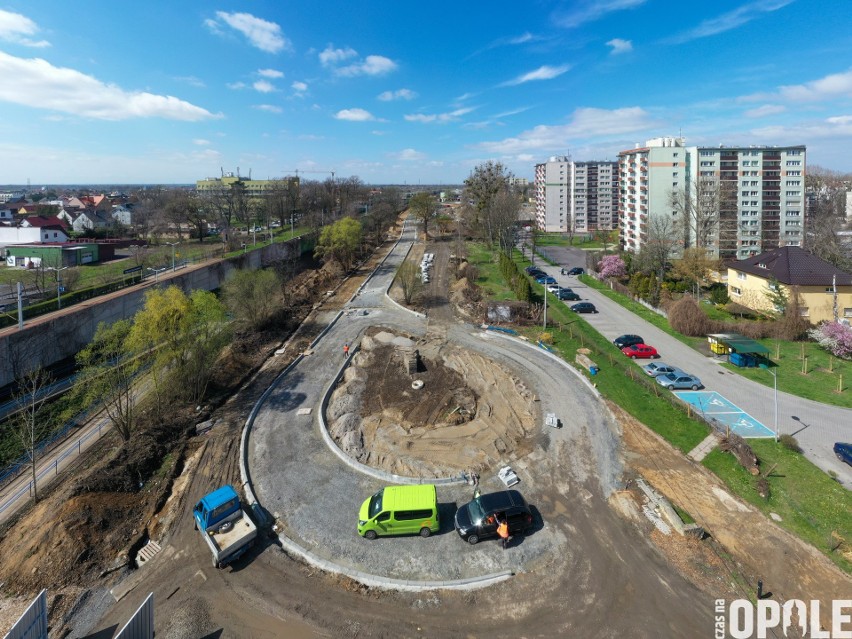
(687, 433, 718, 462)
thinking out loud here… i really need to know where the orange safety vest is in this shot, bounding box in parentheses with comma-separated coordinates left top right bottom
(497, 521, 509, 539)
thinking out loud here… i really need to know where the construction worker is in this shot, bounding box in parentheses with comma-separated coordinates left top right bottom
(343, 343, 350, 359)
(496, 516, 509, 550)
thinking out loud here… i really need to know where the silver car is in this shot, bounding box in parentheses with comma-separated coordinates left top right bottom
(656, 372, 703, 390)
(642, 362, 681, 377)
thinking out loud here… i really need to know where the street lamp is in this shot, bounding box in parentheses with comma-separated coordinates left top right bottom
(46, 266, 68, 310)
(165, 242, 179, 271)
(759, 363, 779, 441)
(146, 266, 166, 283)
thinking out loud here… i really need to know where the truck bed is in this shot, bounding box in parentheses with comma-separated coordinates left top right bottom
(206, 512, 257, 562)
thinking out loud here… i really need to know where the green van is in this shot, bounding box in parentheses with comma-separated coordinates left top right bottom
(358, 484, 440, 539)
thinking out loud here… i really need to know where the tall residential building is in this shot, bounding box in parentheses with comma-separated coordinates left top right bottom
(571, 161, 619, 233)
(534, 156, 619, 233)
(618, 138, 806, 260)
(618, 137, 688, 254)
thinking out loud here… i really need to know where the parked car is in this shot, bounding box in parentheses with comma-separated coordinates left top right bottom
(524, 266, 541, 274)
(536, 275, 557, 285)
(642, 362, 681, 377)
(454, 490, 533, 545)
(613, 334, 644, 349)
(560, 267, 585, 275)
(558, 290, 581, 301)
(621, 344, 659, 359)
(657, 372, 703, 390)
(570, 302, 597, 313)
(834, 442, 852, 466)
(546, 283, 561, 293)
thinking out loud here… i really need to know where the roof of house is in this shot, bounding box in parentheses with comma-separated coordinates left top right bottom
(19, 215, 70, 230)
(728, 246, 852, 287)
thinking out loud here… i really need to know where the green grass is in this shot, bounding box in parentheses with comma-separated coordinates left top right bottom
(703, 441, 852, 574)
(467, 243, 516, 300)
(579, 275, 852, 408)
(534, 231, 617, 249)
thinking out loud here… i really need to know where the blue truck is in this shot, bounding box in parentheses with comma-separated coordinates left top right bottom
(193, 485, 258, 569)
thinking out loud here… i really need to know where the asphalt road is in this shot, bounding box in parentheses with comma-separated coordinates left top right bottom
(245, 224, 713, 634)
(532, 244, 852, 486)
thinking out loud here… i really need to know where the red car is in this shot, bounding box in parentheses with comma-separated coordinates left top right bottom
(621, 343, 659, 359)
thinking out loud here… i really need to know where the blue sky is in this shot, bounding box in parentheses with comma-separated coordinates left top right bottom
(1, 1, 851, 185)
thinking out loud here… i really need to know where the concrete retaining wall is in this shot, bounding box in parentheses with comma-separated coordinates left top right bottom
(0, 238, 303, 388)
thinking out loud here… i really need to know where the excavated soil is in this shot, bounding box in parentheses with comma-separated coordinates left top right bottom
(327, 328, 537, 476)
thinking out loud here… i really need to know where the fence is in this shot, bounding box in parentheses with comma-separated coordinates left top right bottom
(0, 417, 110, 520)
(115, 593, 154, 639)
(1, 590, 47, 639)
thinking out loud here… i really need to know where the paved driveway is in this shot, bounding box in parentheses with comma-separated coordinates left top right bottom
(534, 245, 852, 485)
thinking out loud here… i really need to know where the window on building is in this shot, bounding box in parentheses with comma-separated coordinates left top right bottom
(731, 286, 742, 296)
(844, 308, 852, 318)
(737, 272, 746, 280)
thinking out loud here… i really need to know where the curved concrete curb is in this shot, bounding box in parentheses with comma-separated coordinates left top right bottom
(239, 311, 345, 518)
(317, 343, 466, 486)
(383, 236, 427, 319)
(350, 220, 409, 303)
(483, 327, 602, 398)
(277, 534, 514, 592)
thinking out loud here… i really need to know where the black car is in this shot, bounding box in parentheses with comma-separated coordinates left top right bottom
(558, 290, 580, 301)
(454, 490, 533, 545)
(614, 334, 644, 349)
(561, 267, 585, 275)
(835, 442, 852, 466)
(570, 302, 597, 313)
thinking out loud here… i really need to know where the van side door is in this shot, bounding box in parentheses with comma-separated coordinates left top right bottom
(375, 511, 391, 534)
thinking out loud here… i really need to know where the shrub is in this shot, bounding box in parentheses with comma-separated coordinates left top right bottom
(708, 284, 730, 306)
(597, 255, 626, 279)
(779, 434, 802, 454)
(668, 297, 713, 337)
(808, 321, 852, 360)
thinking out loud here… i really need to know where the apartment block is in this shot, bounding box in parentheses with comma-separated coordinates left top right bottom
(534, 156, 618, 233)
(618, 138, 806, 260)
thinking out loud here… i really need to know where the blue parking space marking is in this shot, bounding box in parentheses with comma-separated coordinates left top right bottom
(673, 391, 775, 438)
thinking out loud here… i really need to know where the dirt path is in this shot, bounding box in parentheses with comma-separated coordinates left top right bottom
(617, 402, 852, 625)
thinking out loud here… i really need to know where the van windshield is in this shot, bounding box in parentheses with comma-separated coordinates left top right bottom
(468, 497, 485, 523)
(368, 491, 383, 519)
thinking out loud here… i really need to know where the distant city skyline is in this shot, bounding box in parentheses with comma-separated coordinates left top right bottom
(1, 1, 851, 184)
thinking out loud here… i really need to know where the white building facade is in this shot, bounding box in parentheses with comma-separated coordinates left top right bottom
(534, 156, 571, 232)
(534, 156, 619, 233)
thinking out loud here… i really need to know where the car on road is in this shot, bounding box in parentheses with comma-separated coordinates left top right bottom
(642, 362, 681, 377)
(621, 344, 659, 359)
(561, 267, 585, 275)
(656, 372, 703, 390)
(570, 302, 597, 313)
(834, 442, 852, 466)
(454, 490, 533, 545)
(613, 334, 644, 349)
(558, 290, 581, 301)
(536, 275, 557, 285)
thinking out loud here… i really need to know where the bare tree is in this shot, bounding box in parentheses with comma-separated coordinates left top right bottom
(637, 214, 681, 282)
(409, 192, 436, 238)
(491, 188, 520, 257)
(670, 177, 736, 252)
(463, 161, 513, 245)
(13, 367, 52, 502)
(396, 261, 422, 304)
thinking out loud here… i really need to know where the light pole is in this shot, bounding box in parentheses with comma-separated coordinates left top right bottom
(46, 266, 68, 310)
(147, 266, 166, 283)
(166, 242, 179, 271)
(759, 363, 779, 441)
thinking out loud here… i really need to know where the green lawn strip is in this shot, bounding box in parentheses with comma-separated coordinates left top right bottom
(720, 341, 851, 409)
(703, 443, 852, 574)
(467, 243, 516, 300)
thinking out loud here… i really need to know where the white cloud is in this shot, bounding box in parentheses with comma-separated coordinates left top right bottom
(334, 108, 375, 121)
(668, 0, 793, 44)
(477, 106, 656, 154)
(516, 154, 535, 162)
(405, 107, 475, 124)
(741, 68, 852, 104)
(0, 9, 50, 48)
(253, 80, 276, 93)
(0, 51, 219, 121)
(554, 0, 647, 28)
(337, 55, 397, 77)
(749, 114, 852, 140)
(390, 148, 426, 161)
(291, 81, 308, 93)
(193, 139, 211, 146)
(175, 76, 205, 88)
(606, 38, 633, 55)
(744, 104, 786, 118)
(502, 64, 570, 86)
(227, 81, 246, 90)
(208, 11, 290, 53)
(378, 88, 417, 101)
(254, 104, 283, 113)
(509, 32, 536, 45)
(257, 68, 284, 78)
(319, 45, 358, 67)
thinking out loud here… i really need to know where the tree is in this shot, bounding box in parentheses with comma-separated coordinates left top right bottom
(164, 191, 206, 242)
(597, 255, 626, 279)
(491, 188, 520, 257)
(315, 217, 363, 271)
(222, 268, 281, 329)
(76, 319, 138, 442)
(808, 321, 852, 360)
(14, 367, 52, 502)
(396, 261, 421, 304)
(669, 177, 736, 251)
(671, 247, 715, 297)
(409, 192, 436, 238)
(763, 277, 788, 316)
(463, 161, 514, 246)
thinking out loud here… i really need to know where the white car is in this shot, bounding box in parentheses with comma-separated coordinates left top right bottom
(546, 283, 561, 293)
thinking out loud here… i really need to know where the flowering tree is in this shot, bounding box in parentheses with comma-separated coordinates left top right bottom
(597, 255, 627, 279)
(808, 321, 852, 359)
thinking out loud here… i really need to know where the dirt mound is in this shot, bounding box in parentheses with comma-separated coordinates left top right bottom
(326, 328, 537, 476)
